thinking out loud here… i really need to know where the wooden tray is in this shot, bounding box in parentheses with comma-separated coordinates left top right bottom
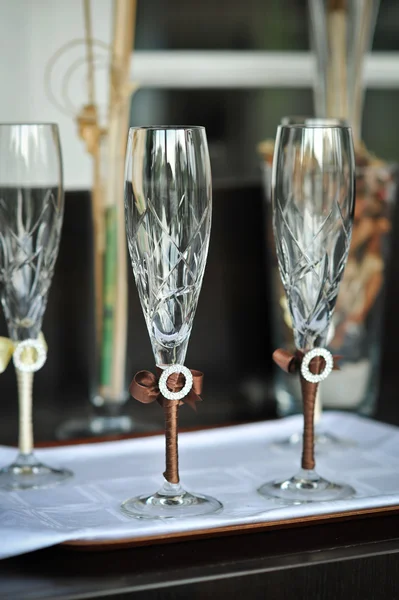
(63, 504, 399, 551)
(46, 424, 399, 551)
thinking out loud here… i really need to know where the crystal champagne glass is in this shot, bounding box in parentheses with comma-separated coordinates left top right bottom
(272, 117, 356, 450)
(122, 126, 222, 518)
(0, 123, 72, 489)
(258, 123, 356, 502)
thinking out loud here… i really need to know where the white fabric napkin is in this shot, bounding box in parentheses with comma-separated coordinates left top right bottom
(1, 411, 399, 559)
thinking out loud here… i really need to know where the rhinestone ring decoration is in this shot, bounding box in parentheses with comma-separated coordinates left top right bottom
(13, 339, 47, 373)
(300, 347, 333, 384)
(159, 364, 193, 401)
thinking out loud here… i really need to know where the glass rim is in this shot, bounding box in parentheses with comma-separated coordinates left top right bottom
(129, 125, 205, 132)
(278, 123, 352, 131)
(0, 122, 59, 128)
(281, 117, 349, 126)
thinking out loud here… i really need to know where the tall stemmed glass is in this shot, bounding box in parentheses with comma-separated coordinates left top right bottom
(273, 117, 355, 450)
(123, 126, 222, 518)
(0, 124, 72, 490)
(258, 123, 356, 502)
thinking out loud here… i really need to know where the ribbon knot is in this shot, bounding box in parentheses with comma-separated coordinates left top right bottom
(129, 367, 203, 411)
(272, 348, 341, 375)
(0, 333, 47, 373)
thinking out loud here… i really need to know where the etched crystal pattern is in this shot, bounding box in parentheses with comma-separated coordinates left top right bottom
(0, 187, 63, 341)
(125, 128, 212, 367)
(273, 128, 355, 350)
(126, 191, 211, 366)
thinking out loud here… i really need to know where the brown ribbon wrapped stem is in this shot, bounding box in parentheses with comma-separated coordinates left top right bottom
(129, 368, 203, 484)
(272, 349, 340, 471)
(300, 357, 322, 470)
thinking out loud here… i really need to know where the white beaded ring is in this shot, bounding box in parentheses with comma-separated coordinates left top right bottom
(300, 347, 333, 384)
(158, 364, 193, 401)
(13, 339, 47, 373)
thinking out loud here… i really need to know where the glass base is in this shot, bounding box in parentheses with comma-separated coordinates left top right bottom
(0, 453, 73, 490)
(271, 430, 356, 451)
(121, 480, 223, 519)
(258, 469, 355, 503)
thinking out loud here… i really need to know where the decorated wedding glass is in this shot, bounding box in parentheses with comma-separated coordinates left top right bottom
(271, 117, 356, 450)
(0, 123, 72, 489)
(258, 123, 356, 502)
(122, 126, 222, 518)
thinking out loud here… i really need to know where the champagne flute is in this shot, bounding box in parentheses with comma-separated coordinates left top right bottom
(123, 126, 222, 518)
(0, 123, 72, 490)
(258, 123, 356, 501)
(272, 117, 356, 450)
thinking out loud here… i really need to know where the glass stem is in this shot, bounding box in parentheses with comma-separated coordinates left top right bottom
(16, 368, 34, 456)
(163, 401, 180, 484)
(300, 375, 319, 471)
(314, 386, 322, 425)
(295, 468, 320, 482)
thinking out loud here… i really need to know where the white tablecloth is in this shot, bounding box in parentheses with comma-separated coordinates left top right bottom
(1, 411, 399, 559)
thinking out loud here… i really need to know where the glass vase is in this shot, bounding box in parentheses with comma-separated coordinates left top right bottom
(308, 0, 380, 144)
(56, 135, 135, 439)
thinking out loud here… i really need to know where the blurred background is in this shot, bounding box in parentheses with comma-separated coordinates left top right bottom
(0, 0, 399, 444)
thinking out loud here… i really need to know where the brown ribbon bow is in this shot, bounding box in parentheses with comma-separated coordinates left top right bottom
(129, 367, 203, 410)
(272, 348, 341, 374)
